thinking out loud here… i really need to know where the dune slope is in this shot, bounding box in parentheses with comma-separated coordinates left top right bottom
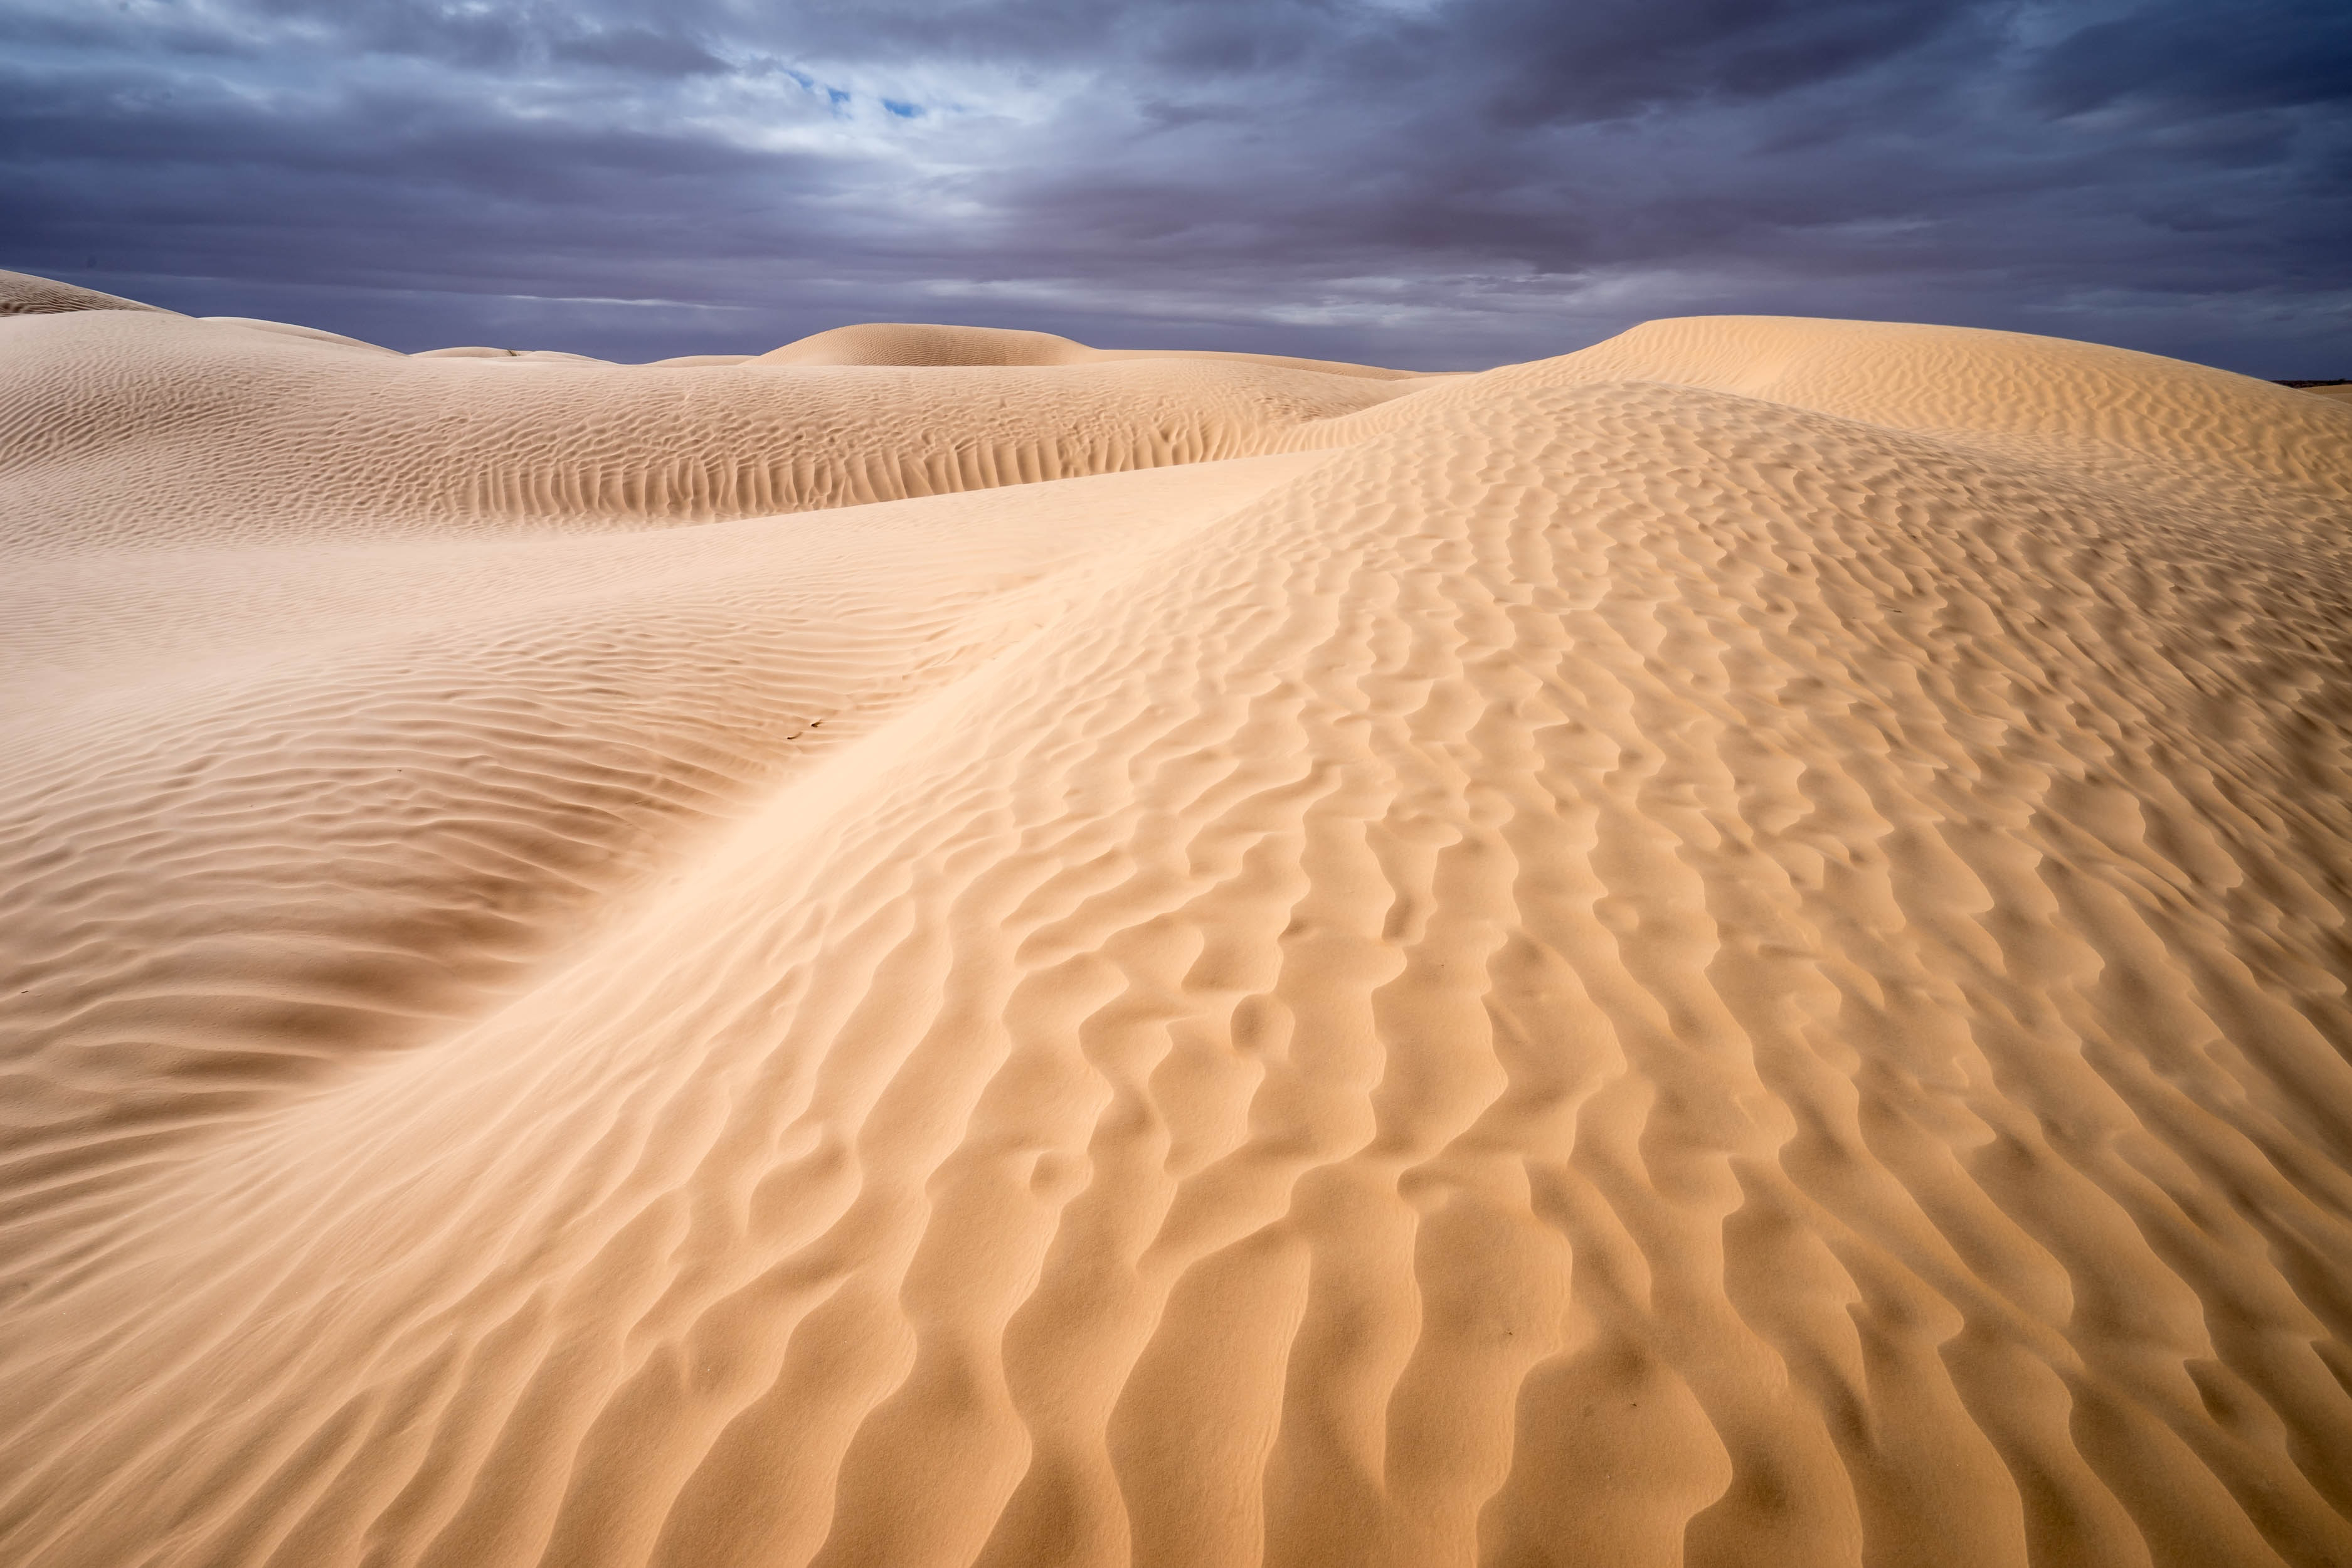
(3, 280, 2351, 1568)
(0, 309, 1409, 555)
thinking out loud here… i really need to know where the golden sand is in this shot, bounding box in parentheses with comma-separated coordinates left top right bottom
(3, 268, 2350, 1567)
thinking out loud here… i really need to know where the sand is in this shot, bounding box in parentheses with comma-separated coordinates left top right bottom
(3, 267, 2351, 1568)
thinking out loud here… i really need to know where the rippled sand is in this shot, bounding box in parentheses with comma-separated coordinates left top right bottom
(4, 269, 2351, 1567)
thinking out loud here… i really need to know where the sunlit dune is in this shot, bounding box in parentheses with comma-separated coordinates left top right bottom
(4, 265, 2351, 1568)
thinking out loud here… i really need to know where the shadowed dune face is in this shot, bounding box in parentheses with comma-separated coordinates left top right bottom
(3, 272, 2352, 1568)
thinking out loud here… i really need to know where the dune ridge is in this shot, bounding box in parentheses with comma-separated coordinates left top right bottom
(0, 268, 168, 318)
(3, 271, 2351, 1567)
(0, 309, 1413, 556)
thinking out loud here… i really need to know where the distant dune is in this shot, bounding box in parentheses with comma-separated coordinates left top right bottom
(3, 266, 2350, 1568)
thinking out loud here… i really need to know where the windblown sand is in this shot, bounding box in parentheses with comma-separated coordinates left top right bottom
(4, 268, 2352, 1568)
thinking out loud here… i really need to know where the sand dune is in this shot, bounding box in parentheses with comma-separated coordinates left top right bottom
(756, 322, 1420, 381)
(0, 304, 1406, 556)
(3, 267, 2351, 1568)
(0, 271, 167, 317)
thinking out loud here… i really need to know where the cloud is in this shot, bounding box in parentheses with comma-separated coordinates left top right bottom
(2031, 0, 2352, 116)
(551, 26, 729, 78)
(1, 0, 2344, 373)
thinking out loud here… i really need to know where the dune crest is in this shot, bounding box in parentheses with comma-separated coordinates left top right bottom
(758, 322, 1101, 366)
(0, 268, 172, 317)
(3, 274, 2351, 1567)
(755, 322, 1419, 381)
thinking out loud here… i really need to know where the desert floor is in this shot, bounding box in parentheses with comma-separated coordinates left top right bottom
(4, 268, 2352, 1567)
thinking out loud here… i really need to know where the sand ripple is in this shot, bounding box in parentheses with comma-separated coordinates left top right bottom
(3, 286, 2350, 1567)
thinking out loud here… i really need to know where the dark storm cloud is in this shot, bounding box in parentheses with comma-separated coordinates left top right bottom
(2, 0, 2346, 371)
(2031, 0, 2352, 116)
(1419, 0, 1988, 126)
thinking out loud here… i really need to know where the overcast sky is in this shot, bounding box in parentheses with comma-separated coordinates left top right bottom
(4, 0, 2346, 371)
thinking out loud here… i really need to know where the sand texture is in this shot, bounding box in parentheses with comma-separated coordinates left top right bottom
(4, 272, 2352, 1568)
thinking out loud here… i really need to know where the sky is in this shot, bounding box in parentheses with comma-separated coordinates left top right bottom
(3, 0, 2347, 372)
